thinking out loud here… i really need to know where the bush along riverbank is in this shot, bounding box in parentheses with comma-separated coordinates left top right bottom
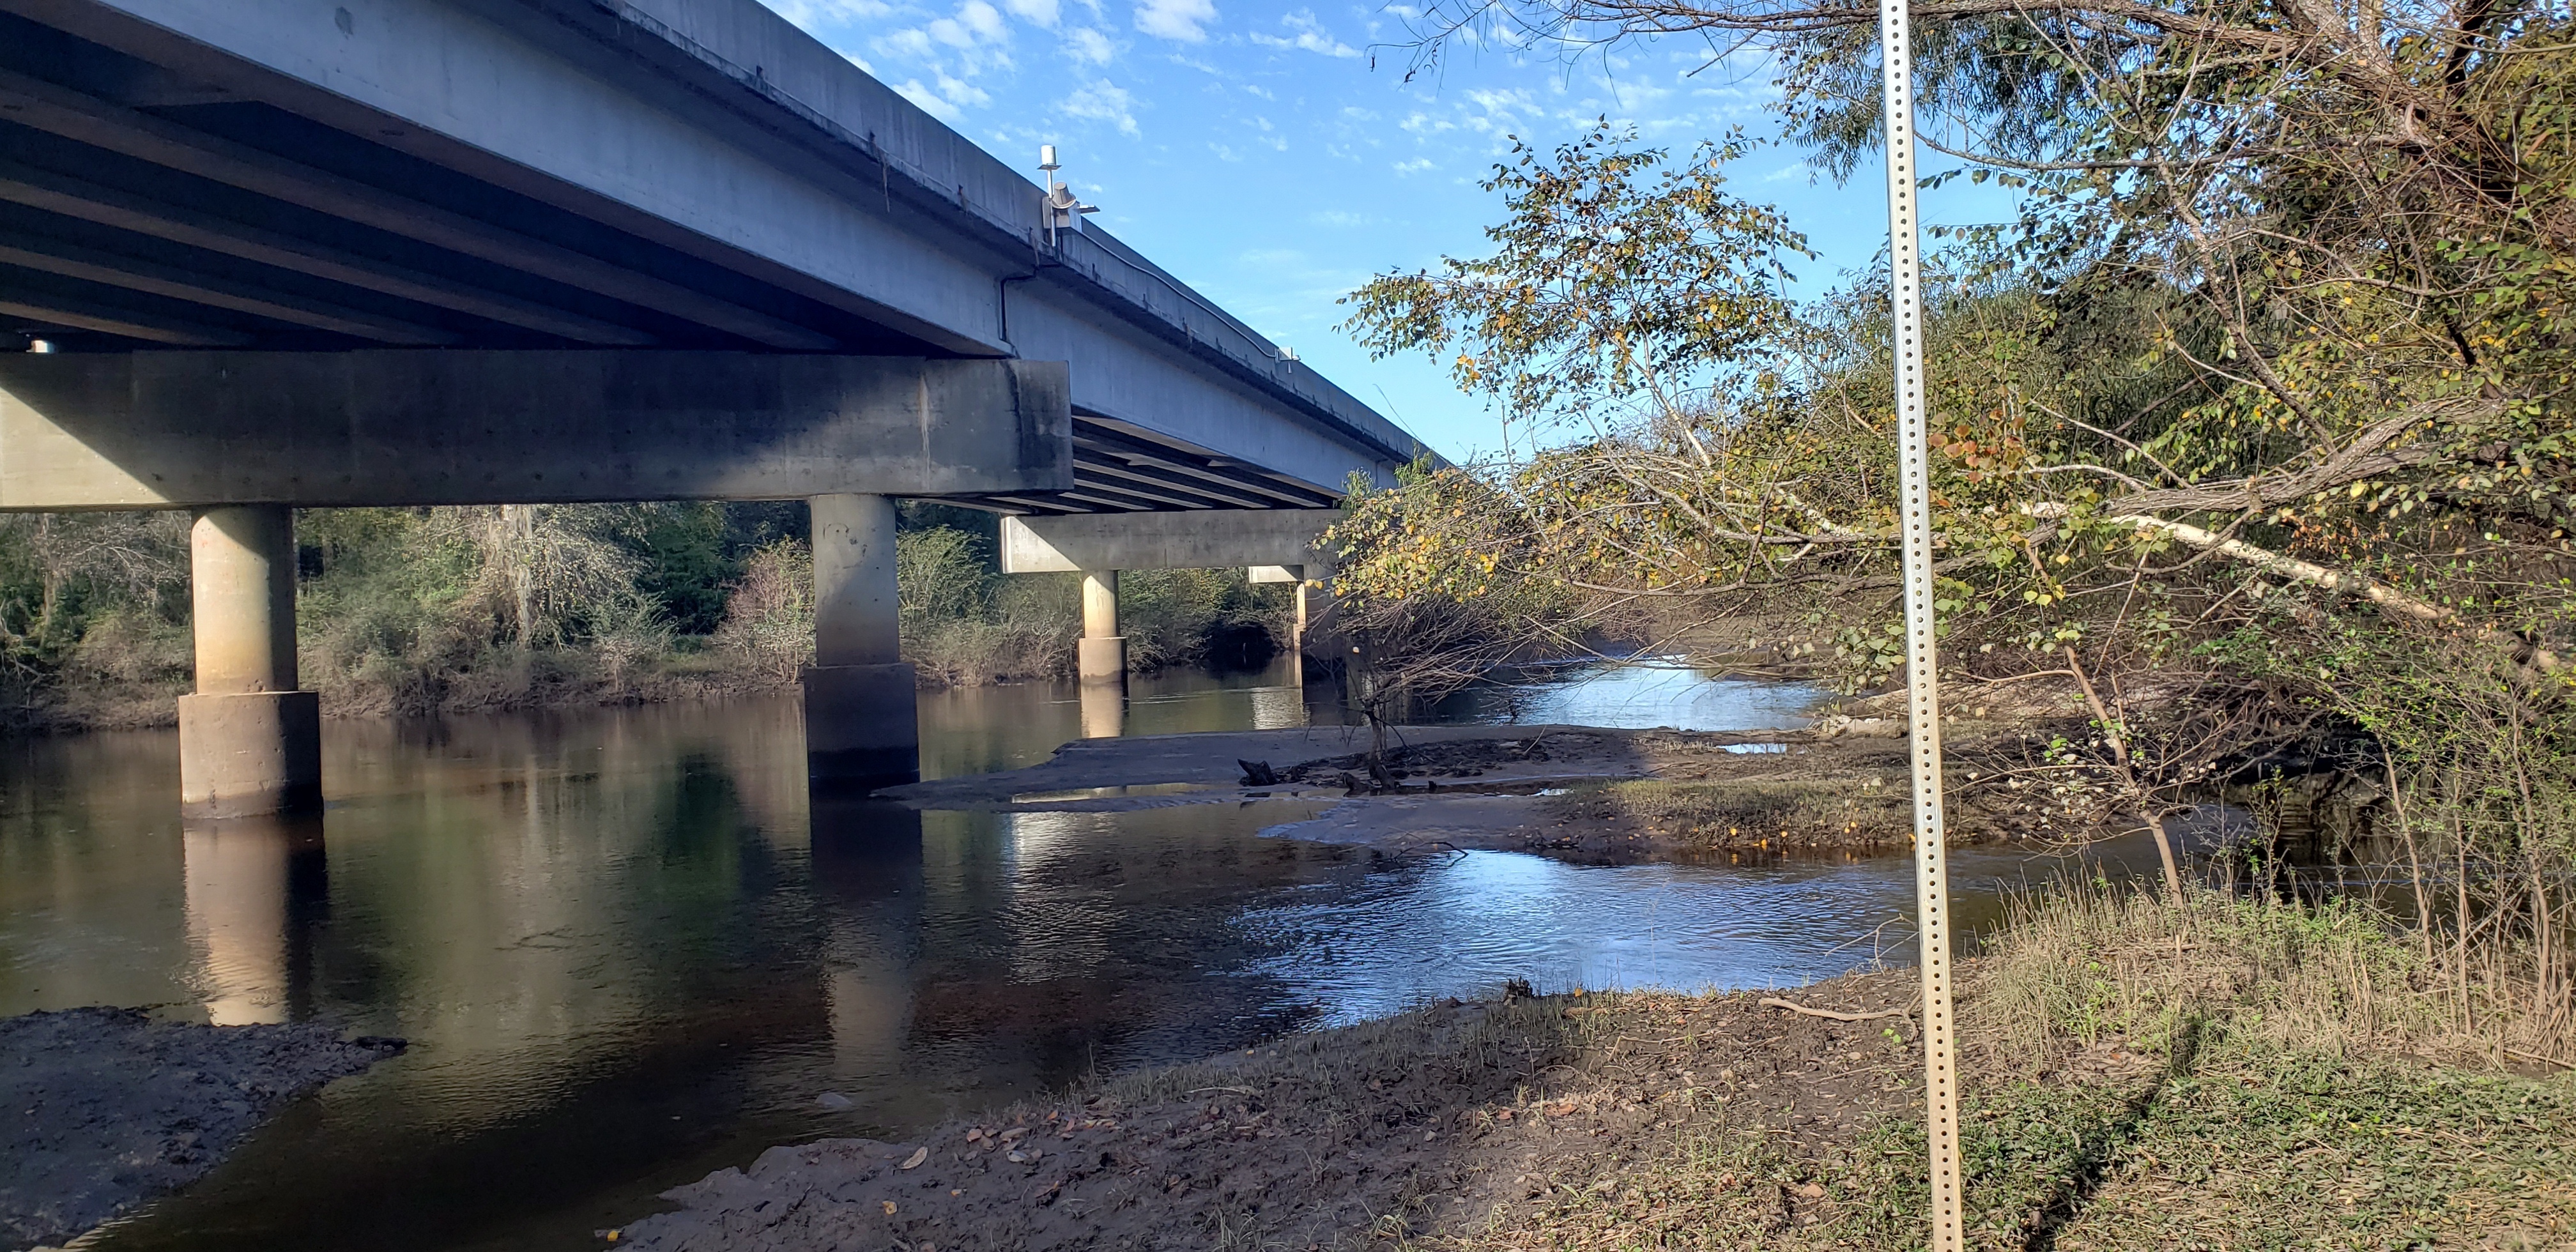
(0, 503, 1296, 733)
(615, 889, 2574, 1251)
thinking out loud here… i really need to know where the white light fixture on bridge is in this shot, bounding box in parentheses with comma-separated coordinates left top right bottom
(1038, 145, 1099, 247)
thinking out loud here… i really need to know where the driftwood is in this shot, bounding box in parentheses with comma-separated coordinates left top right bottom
(1759, 996, 1911, 1022)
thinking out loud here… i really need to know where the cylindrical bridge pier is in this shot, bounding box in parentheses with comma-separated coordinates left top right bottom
(1077, 569, 1126, 685)
(178, 505, 321, 818)
(803, 493, 919, 791)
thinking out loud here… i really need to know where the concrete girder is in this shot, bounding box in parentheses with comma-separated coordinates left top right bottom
(1000, 510, 1341, 574)
(10, 0, 1010, 355)
(0, 158, 654, 345)
(0, 289, 250, 346)
(1068, 453, 1276, 511)
(0, 66, 836, 350)
(0, 351, 1072, 508)
(0, 236, 459, 345)
(1068, 424, 1338, 508)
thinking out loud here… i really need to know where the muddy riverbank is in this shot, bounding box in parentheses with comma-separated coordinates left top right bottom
(880, 719, 2099, 861)
(0, 1010, 401, 1251)
(615, 896, 2576, 1251)
(608, 971, 1937, 1251)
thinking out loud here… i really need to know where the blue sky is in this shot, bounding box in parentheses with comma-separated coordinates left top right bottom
(769, 0, 2013, 461)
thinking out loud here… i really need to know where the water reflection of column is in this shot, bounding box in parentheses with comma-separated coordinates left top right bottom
(183, 814, 326, 1025)
(1078, 682, 1125, 739)
(810, 800, 925, 1085)
(1248, 683, 1307, 730)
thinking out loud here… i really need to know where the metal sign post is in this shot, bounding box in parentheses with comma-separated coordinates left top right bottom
(1877, 0, 1967, 1247)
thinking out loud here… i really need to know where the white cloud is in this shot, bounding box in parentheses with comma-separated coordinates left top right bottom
(878, 27, 935, 57)
(1308, 209, 1376, 227)
(1004, 0, 1060, 24)
(1135, 0, 1216, 42)
(837, 47, 877, 73)
(1065, 26, 1118, 63)
(1393, 157, 1436, 175)
(1250, 9, 1358, 57)
(928, 0, 1007, 47)
(1059, 78, 1140, 134)
(770, 0, 894, 24)
(935, 70, 992, 107)
(893, 78, 967, 123)
(1763, 160, 1810, 183)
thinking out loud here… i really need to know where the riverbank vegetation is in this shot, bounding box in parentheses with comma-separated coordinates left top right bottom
(1325, 0, 2576, 1055)
(0, 503, 1296, 731)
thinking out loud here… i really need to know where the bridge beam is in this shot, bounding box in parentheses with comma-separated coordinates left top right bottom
(999, 510, 1339, 574)
(0, 351, 1071, 508)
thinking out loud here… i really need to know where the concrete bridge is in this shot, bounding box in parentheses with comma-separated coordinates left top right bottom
(0, 0, 1428, 814)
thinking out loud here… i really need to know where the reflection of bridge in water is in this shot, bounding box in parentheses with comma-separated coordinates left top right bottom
(0, 0, 1432, 816)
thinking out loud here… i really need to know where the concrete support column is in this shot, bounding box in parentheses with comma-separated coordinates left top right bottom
(1078, 570, 1126, 685)
(803, 494, 919, 792)
(180, 506, 321, 818)
(1289, 579, 1309, 685)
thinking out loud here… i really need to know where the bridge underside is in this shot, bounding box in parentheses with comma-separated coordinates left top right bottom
(0, 6, 1352, 515)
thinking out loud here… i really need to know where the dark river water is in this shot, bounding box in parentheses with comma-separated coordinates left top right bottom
(0, 660, 2143, 1250)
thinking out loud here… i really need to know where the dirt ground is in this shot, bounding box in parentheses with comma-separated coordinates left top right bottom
(609, 966, 2185, 1252)
(613, 935, 2575, 1252)
(609, 970, 1943, 1251)
(0, 1008, 402, 1251)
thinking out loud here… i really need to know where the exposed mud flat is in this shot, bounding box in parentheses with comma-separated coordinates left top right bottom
(607, 970, 1953, 1251)
(881, 723, 2086, 860)
(0, 1008, 402, 1251)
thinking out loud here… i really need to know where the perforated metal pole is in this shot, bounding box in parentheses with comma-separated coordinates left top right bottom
(1878, 1, 1966, 1247)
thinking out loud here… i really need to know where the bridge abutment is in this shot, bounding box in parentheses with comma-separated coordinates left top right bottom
(179, 506, 322, 819)
(1078, 570, 1126, 685)
(804, 493, 919, 793)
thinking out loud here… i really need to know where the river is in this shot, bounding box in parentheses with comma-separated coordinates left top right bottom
(0, 659, 2140, 1250)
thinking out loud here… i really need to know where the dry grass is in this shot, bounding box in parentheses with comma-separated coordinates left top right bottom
(1420, 890, 2576, 1251)
(1560, 778, 1914, 849)
(1983, 886, 2570, 1072)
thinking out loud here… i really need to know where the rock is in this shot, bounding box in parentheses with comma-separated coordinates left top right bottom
(817, 1092, 854, 1110)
